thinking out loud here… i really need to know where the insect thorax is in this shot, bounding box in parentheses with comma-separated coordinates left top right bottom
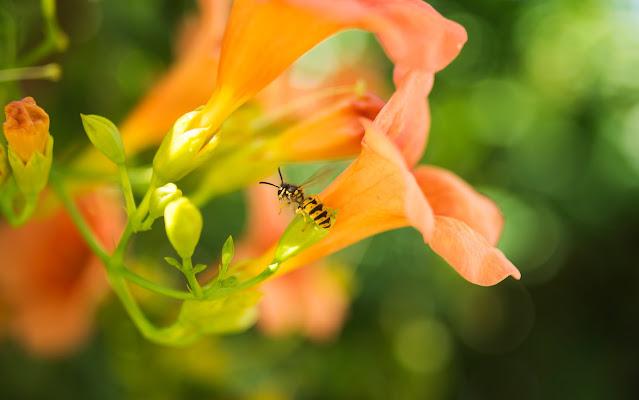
(280, 184, 305, 205)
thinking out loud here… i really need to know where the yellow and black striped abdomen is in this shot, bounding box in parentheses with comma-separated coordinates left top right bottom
(301, 194, 332, 229)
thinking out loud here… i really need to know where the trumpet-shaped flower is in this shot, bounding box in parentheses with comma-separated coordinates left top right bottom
(264, 120, 520, 286)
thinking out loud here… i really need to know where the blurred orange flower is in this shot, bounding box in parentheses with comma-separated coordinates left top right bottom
(0, 189, 125, 357)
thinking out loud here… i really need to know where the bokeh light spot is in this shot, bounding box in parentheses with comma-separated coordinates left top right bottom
(392, 317, 453, 375)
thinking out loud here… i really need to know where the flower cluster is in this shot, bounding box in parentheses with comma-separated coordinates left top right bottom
(1, 0, 520, 354)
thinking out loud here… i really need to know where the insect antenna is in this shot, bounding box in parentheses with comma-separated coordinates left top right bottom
(278, 167, 284, 185)
(259, 181, 280, 188)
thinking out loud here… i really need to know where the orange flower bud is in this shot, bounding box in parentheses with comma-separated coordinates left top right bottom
(3, 97, 50, 163)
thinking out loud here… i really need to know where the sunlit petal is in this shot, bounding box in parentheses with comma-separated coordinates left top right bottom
(375, 69, 434, 167)
(285, 0, 467, 72)
(195, 0, 343, 130)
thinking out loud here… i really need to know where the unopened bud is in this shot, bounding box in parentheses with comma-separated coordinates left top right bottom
(149, 183, 182, 219)
(164, 197, 202, 259)
(152, 109, 219, 186)
(221, 235, 234, 266)
(3, 97, 49, 164)
(80, 114, 126, 164)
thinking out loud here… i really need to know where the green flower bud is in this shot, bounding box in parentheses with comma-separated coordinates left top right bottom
(152, 109, 219, 186)
(0, 142, 10, 187)
(149, 183, 182, 219)
(221, 235, 234, 266)
(80, 114, 126, 165)
(164, 197, 202, 259)
(273, 213, 331, 264)
(7, 134, 53, 196)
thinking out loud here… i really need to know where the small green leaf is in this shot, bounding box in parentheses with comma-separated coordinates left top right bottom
(164, 256, 182, 270)
(221, 235, 234, 266)
(193, 263, 207, 274)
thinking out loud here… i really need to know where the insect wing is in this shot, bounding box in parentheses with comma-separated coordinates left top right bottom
(299, 166, 335, 190)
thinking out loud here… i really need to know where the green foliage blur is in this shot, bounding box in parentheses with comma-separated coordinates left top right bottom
(1, 0, 639, 399)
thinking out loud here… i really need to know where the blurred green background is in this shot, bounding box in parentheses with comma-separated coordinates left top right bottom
(1, 0, 639, 399)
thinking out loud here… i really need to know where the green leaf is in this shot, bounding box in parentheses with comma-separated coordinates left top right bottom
(193, 263, 207, 274)
(164, 256, 182, 270)
(221, 235, 234, 266)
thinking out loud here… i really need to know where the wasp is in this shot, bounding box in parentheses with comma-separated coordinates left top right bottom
(259, 167, 334, 230)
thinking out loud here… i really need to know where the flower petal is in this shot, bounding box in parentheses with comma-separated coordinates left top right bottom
(281, 120, 435, 272)
(285, 0, 467, 72)
(413, 166, 504, 245)
(195, 0, 343, 130)
(271, 92, 384, 161)
(196, 0, 466, 132)
(375, 69, 434, 167)
(430, 216, 520, 286)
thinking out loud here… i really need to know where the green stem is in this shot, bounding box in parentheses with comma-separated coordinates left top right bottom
(205, 262, 279, 300)
(50, 172, 109, 263)
(133, 184, 155, 231)
(107, 269, 177, 343)
(182, 257, 203, 299)
(118, 163, 137, 217)
(0, 64, 61, 82)
(119, 267, 195, 300)
(18, 0, 68, 66)
(111, 222, 134, 264)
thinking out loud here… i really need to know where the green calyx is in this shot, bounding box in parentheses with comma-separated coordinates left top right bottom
(8, 134, 53, 196)
(273, 212, 331, 264)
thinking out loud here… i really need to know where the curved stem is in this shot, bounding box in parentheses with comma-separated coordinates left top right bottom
(120, 267, 195, 300)
(205, 262, 279, 300)
(118, 163, 137, 218)
(18, 0, 68, 66)
(50, 172, 109, 263)
(182, 257, 203, 299)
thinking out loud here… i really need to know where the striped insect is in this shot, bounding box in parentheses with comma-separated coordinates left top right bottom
(259, 167, 334, 230)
